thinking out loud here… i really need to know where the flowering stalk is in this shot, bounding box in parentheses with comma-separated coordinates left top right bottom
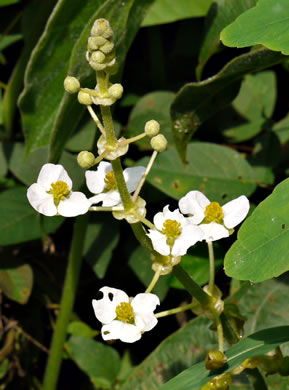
(42, 214, 89, 390)
(208, 241, 215, 294)
(172, 265, 211, 307)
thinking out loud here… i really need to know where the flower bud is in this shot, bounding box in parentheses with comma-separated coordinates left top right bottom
(91, 19, 112, 39)
(108, 83, 123, 99)
(145, 120, 160, 137)
(100, 41, 114, 54)
(150, 134, 168, 152)
(77, 151, 95, 169)
(78, 91, 92, 105)
(64, 76, 80, 94)
(91, 51, 106, 64)
(205, 350, 227, 370)
(87, 37, 100, 51)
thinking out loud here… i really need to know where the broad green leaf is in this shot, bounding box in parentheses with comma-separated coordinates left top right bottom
(221, 0, 289, 55)
(120, 317, 218, 390)
(142, 0, 213, 27)
(233, 72, 276, 121)
(67, 321, 98, 338)
(223, 120, 265, 143)
(0, 186, 63, 245)
(171, 48, 283, 162)
(83, 213, 119, 279)
(8, 143, 84, 189)
(142, 142, 256, 203)
(68, 336, 121, 388)
(19, 0, 154, 163)
(273, 113, 289, 144)
(159, 326, 289, 390)
(170, 242, 224, 289)
(126, 91, 175, 150)
(0, 34, 22, 51)
(129, 245, 172, 300)
(232, 279, 289, 341)
(197, 0, 257, 79)
(248, 131, 281, 186)
(0, 259, 33, 304)
(224, 178, 289, 282)
(3, 0, 57, 135)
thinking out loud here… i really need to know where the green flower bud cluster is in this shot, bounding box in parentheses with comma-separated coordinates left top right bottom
(86, 19, 116, 72)
(205, 350, 227, 370)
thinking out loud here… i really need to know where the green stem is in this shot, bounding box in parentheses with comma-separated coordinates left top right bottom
(155, 302, 197, 318)
(42, 214, 89, 390)
(111, 158, 134, 209)
(172, 265, 211, 306)
(211, 308, 224, 353)
(145, 267, 161, 293)
(208, 241, 215, 294)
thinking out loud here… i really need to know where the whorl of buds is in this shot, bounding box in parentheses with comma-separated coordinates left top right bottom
(145, 120, 160, 137)
(64, 76, 80, 94)
(77, 151, 95, 169)
(150, 134, 168, 152)
(86, 19, 116, 72)
(77, 91, 93, 105)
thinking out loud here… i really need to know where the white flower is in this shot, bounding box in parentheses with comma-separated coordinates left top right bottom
(92, 287, 160, 343)
(85, 161, 145, 207)
(97, 135, 128, 160)
(179, 191, 250, 242)
(27, 163, 90, 217)
(147, 205, 204, 256)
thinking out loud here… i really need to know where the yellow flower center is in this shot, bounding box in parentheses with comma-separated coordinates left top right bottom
(48, 181, 70, 206)
(162, 219, 182, 246)
(104, 171, 117, 191)
(204, 202, 224, 223)
(115, 302, 135, 324)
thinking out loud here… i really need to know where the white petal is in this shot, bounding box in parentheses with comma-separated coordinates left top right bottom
(92, 298, 117, 324)
(223, 195, 250, 229)
(37, 164, 72, 191)
(131, 293, 160, 313)
(85, 161, 112, 194)
(172, 225, 204, 256)
(135, 312, 158, 332)
(88, 194, 107, 205)
(153, 210, 166, 230)
(57, 192, 90, 217)
(101, 191, 122, 207)
(92, 287, 129, 324)
(102, 321, 141, 343)
(179, 191, 209, 224)
(27, 183, 57, 216)
(147, 230, 170, 256)
(200, 222, 229, 242)
(123, 166, 145, 193)
(162, 205, 185, 224)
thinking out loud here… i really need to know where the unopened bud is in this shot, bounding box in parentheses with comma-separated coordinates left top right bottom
(64, 76, 80, 94)
(150, 134, 167, 152)
(91, 51, 106, 64)
(77, 151, 95, 169)
(205, 350, 227, 370)
(77, 91, 92, 105)
(91, 19, 113, 39)
(100, 41, 114, 54)
(145, 120, 160, 137)
(108, 83, 123, 99)
(87, 37, 100, 51)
